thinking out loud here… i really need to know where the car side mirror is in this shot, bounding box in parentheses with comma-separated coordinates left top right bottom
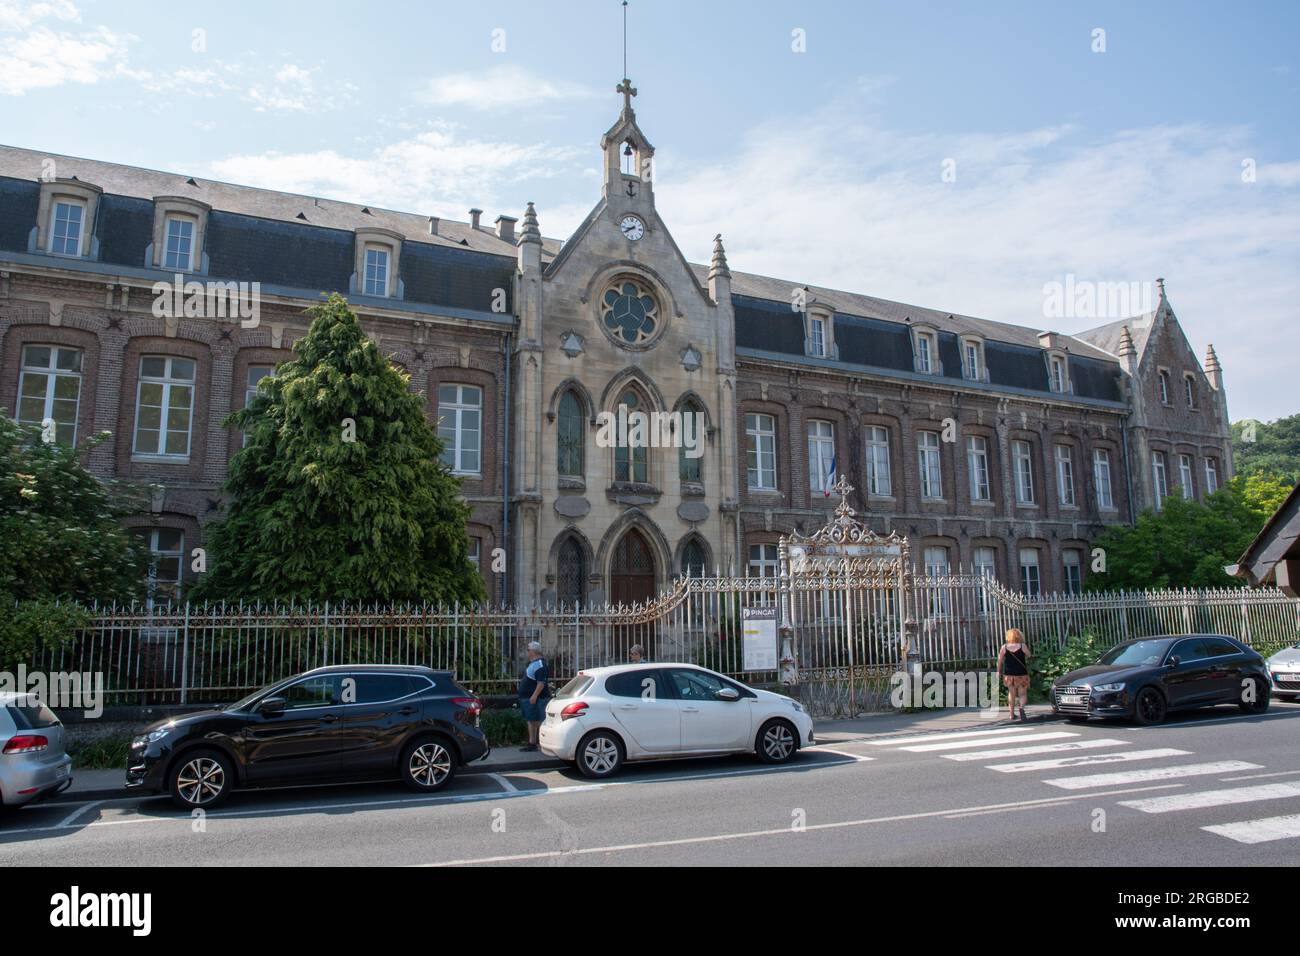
(259, 696, 287, 715)
(715, 687, 741, 702)
(1166, 656, 1180, 669)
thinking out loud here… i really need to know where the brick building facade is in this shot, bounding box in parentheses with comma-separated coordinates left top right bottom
(0, 88, 1233, 607)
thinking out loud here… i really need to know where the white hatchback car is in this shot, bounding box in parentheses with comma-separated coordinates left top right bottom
(538, 663, 815, 778)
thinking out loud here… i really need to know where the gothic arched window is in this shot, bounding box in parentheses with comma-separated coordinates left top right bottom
(614, 388, 648, 483)
(678, 399, 703, 484)
(557, 390, 584, 478)
(681, 538, 708, 578)
(556, 537, 586, 608)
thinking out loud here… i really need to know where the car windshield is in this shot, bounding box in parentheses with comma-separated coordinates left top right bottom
(228, 679, 288, 712)
(1098, 640, 1170, 667)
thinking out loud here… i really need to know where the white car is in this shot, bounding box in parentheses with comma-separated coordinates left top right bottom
(538, 663, 815, 778)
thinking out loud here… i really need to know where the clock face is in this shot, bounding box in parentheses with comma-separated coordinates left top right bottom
(619, 215, 645, 241)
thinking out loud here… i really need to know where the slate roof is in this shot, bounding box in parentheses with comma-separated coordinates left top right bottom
(0, 143, 1128, 401)
(1073, 312, 1157, 359)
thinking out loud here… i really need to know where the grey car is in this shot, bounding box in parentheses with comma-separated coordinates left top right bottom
(1266, 642, 1300, 701)
(0, 693, 73, 809)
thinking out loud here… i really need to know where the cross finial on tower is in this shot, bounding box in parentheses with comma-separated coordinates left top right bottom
(616, 78, 637, 114)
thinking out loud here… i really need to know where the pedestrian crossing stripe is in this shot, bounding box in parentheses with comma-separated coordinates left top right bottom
(900, 731, 1077, 753)
(944, 738, 1131, 762)
(1118, 781, 1300, 814)
(1041, 760, 1263, 790)
(1202, 813, 1300, 844)
(866, 726, 1040, 747)
(985, 747, 1190, 773)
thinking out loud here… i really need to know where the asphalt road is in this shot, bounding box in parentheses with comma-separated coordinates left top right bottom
(4, 702, 1299, 866)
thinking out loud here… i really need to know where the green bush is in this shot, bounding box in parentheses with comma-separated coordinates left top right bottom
(1028, 630, 1108, 702)
(68, 735, 131, 769)
(0, 598, 91, 673)
(478, 707, 527, 747)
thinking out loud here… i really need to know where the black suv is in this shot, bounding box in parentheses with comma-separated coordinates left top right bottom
(127, 665, 489, 809)
(1051, 635, 1272, 725)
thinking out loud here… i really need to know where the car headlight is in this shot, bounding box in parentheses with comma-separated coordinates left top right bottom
(1094, 682, 1126, 692)
(134, 727, 171, 746)
(790, 700, 806, 713)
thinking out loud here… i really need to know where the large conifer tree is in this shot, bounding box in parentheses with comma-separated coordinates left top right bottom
(196, 294, 486, 605)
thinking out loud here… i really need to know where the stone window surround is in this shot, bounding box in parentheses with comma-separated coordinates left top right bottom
(804, 301, 838, 360)
(150, 197, 211, 273)
(738, 399, 788, 503)
(36, 179, 102, 258)
(959, 333, 987, 382)
(1183, 371, 1198, 410)
(1045, 349, 1071, 394)
(352, 227, 404, 299)
(910, 323, 941, 374)
(1156, 366, 1172, 405)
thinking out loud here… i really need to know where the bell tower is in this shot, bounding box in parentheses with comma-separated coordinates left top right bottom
(601, 78, 655, 208)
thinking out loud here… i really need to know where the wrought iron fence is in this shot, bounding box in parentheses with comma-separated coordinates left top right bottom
(31, 575, 1300, 711)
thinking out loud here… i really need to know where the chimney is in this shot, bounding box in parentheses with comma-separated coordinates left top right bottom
(469, 208, 483, 230)
(427, 216, 439, 236)
(495, 215, 518, 243)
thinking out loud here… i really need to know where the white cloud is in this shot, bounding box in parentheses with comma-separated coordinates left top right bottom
(0, 24, 130, 95)
(0, 0, 79, 32)
(209, 125, 583, 216)
(652, 104, 1300, 421)
(415, 65, 596, 110)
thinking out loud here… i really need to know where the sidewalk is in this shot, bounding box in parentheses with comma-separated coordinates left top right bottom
(49, 704, 1059, 804)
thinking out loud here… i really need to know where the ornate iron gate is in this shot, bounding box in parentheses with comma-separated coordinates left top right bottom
(778, 476, 913, 716)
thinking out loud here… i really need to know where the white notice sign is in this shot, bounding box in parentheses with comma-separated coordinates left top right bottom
(741, 606, 778, 671)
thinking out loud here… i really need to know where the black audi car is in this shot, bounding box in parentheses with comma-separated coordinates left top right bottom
(1051, 635, 1271, 725)
(127, 664, 489, 809)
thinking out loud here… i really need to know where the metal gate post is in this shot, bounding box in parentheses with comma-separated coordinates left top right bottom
(179, 601, 190, 706)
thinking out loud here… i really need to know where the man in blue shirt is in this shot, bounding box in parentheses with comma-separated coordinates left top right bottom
(518, 641, 550, 752)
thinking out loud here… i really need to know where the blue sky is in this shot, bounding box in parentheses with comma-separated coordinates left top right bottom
(3, 0, 1297, 421)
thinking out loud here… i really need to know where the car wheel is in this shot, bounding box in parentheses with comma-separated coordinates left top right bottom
(756, 719, 799, 764)
(169, 748, 234, 810)
(1238, 677, 1270, 714)
(1133, 687, 1167, 726)
(576, 730, 624, 779)
(400, 736, 458, 793)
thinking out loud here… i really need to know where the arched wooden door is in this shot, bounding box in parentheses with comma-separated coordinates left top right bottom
(609, 529, 658, 659)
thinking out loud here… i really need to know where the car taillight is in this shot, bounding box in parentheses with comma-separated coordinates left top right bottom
(3, 734, 48, 754)
(560, 701, 588, 720)
(452, 697, 482, 717)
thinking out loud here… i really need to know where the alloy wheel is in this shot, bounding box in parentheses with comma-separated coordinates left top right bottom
(176, 756, 226, 806)
(1137, 688, 1165, 723)
(763, 722, 795, 760)
(582, 736, 619, 775)
(409, 742, 451, 788)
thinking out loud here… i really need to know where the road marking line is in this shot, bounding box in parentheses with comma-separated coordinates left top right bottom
(1118, 782, 1300, 814)
(55, 800, 103, 828)
(944, 739, 1130, 761)
(1042, 760, 1263, 790)
(865, 726, 1038, 746)
(1202, 813, 1300, 844)
(943, 800, 1086, 819)
(1219, 769, 1300, 782)
(487, 773, 519, 793)
(986, 748, 1190, 773)
(901, 731, 1077, 753)
(411, 784, 1189, 867)
(807, 748, 874, 762)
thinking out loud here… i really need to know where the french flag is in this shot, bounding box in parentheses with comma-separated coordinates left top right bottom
(823, 455, 837, 496)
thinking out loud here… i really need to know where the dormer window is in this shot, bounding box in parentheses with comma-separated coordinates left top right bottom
(913, 328, 938, 374)
(960, 336, 985, 382)
(49, 200, 84, 257)
(364, 246, 389, 297)
(163, 215, 195, 271)
(1048, 353, 1069, 393)
(352, 228, 403, 300)
(810, 316, 826, 357)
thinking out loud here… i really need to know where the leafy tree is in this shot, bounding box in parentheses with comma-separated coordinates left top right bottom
(1086, 473, 1292, 592)
(1233, 413, 1300, 483)
(0, 416, 146, 603)
(195, 294, 485, 605)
